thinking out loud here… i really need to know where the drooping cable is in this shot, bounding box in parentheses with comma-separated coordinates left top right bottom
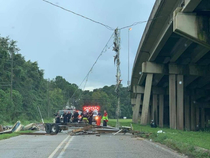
(69, 32, 114, 101)
(119, 16, 165, 30)
(42, 0, 114, 31)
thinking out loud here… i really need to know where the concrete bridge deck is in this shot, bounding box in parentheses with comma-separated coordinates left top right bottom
(131, 0, 210, 130)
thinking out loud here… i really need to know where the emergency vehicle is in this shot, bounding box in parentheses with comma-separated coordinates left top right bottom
(83, 105, 100, 122)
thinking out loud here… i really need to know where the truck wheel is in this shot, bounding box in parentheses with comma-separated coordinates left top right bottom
(45, 124, 51, 134)
(51, 124, 59, 134)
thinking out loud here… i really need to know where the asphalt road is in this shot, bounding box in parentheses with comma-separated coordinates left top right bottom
(0, 132, 185, 158)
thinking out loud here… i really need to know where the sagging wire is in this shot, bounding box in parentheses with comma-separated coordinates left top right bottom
(119, 16, 165, 30)
(69, 32, 114, 102)
(42, 0, 115, 31)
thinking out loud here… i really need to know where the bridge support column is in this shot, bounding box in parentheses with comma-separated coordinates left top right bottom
(206, 115, 209, 128)
(177, 75, 184, 130)
(147, 105, 151, 124)
(159, 94, 164, 128)
(152, 94, 158, 124)
(185, 95, 190, 130)
(141, 74, 153, 125)
(190, 96, 196, 131)
(169, 74, 177, 129)
(132, 94, 141, 123)
(131, 98, 136, 122)
(196, 107, 200, 130)
(201, 108, 205, 129)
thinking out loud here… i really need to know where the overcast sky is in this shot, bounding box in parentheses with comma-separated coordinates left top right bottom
(0, 0, 155, 90)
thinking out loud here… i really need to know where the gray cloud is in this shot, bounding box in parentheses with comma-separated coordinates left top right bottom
(0, 0, 155, 90)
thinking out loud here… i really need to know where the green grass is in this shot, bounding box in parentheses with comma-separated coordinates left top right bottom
(2, 118, 53, 126)
(0, 118, 49, 141)
(0, 130, 34, 141)
(108, 119, 210, 158)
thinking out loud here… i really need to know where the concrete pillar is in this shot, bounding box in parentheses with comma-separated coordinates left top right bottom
(196, 107, 200, 130)
(141, 74, 153, 125)
(184, 95, 190, 130)
(147, 105, 151, 124)
(169, 75, 177, 129)
(201, 108, 205, 129)
(152, 94, 158, 124)
(206, 115, 209, 127)
(177, 75, 184, 130)
(159, 94, 164, 128)
(132, 94, 141, 123)
(190, 97, 196, 131)
(132, 106, 135, 123)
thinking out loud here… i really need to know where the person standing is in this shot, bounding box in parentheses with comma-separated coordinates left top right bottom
(82, 110, 88, 123)
(55, 112, 60, 123)
(67, 111, 72, 123)
(96, 111, 102, 126)
(87, 110, 93, 125)
(63, 111, 68, 123)
(102, 110, 108, 126)
(72, 110, 79, 122)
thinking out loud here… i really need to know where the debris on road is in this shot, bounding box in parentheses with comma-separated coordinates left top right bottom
(113, 129, 123, 135)
(72, 125, 93, 133)
(0, 121, 22, 134)
(0, 121, 43, 135)
(23, 123, 38, 131)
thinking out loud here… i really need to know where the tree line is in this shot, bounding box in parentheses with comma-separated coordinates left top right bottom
(0, 36, 132, 123)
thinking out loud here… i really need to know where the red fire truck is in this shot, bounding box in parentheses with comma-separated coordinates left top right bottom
(83, 105, 100, 122)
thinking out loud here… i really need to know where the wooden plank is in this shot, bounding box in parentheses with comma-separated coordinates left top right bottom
(72, 125, 93, 133)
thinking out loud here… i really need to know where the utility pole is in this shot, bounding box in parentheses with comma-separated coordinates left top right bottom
(113, 28, 121, 128)
(47, 79, 50, 118)
(127, 28, 132, 87)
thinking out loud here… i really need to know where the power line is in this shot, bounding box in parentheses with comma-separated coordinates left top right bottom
(42, 0, 165, 31)
(70, 32, 114, 100)
(119, 16, 165, 30)
(42, 0, 114, 31)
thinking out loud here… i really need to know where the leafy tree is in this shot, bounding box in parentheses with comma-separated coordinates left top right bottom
(0, 35, 132, 123)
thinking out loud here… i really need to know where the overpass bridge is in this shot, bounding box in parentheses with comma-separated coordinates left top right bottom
(130, 0, 210, 130)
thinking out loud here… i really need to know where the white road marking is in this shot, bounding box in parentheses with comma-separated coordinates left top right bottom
(48, 135, 70, 158)
(57, 136, 74, 158)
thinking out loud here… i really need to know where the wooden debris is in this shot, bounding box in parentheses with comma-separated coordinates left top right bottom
(95, 129, 119, 133)
(72, 125, 93, 133)
(59, 125, 68, 130)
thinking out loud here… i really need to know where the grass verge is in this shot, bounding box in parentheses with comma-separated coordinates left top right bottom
(2, 118, 53, 126)
(0, 130, 34, 141)
(0, 118, 52, 141)
(108, 119, 210, 158)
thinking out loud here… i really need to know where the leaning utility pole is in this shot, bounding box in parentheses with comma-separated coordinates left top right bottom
(113, 28, 121, 128)
(47, 79, 50, 118)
